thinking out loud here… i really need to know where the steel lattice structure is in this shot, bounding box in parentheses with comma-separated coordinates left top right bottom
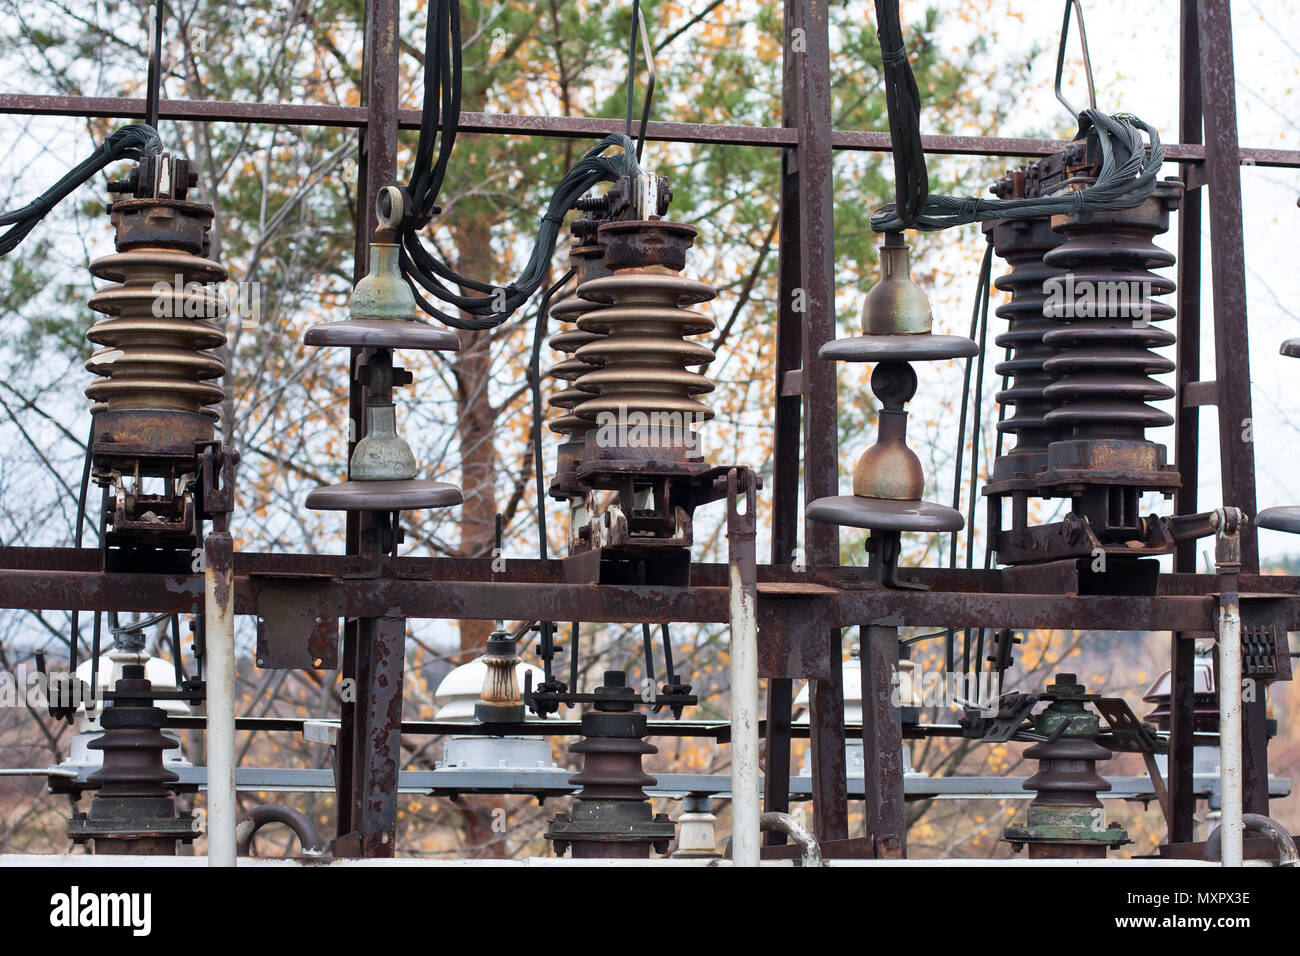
(0, 0, 1297, 864)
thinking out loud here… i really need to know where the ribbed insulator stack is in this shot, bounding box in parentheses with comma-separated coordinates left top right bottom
(1021, 735, 1115, 813)
(85, 198, 227, 451)
(547, 242, 609, 439)
(572, 220, 716, 467)
(545, 670, 674, 858)
(1003, 673, 1129, 859)
(68, 665, 195, 854)
(1040, 186, 1181, 482)
(566, 732, 658, 800)
(985, 217, 1066, 490)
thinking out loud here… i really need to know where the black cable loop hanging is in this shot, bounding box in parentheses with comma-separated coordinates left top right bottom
(395, 0, 642, 332)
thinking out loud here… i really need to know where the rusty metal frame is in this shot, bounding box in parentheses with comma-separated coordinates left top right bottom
(3, 93, 1300, 168)
(0, 0, 1293, 861)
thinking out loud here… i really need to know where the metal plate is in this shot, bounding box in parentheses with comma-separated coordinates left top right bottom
(254, 578, 341, 669)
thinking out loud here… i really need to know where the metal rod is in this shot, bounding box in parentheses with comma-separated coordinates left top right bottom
(1214, 509, 1243, 867)
(203, 530, 236, 868)
(4, 93, 1298, 166)
(727, 470, 760, 867)
(145, 2, 165, 130)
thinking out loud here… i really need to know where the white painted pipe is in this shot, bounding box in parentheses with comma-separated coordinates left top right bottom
(1217, 593, 1243, 867)
(760, 812, 822, 867)
(728, 562, 760, 868)
(204, 533, 237, 868)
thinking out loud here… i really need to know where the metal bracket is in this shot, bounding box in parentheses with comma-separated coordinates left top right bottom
(254, 577, 341, 669)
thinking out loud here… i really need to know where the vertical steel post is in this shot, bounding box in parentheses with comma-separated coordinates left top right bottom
(794, 0, 848, 845)
(765, 0, 805, 841)
(349, 615, 408, 856)
(1170, 0, 1202, 845)
(860, 623, 905, 856)
(1196, 0, 1258, 568)
(1197, 0, 1269, 813)
(338, 0, 404, 855)
(809, 630, 848, 842)
(795, 2, 837, 567)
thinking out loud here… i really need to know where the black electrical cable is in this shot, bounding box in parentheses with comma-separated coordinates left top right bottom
(568, 621, 580, 693)
(529, 269, 575, 562)
(641, 622, 657, 686)
(0, 124, 162, 256)
(67, 421, 96, 676)
(397, 0, 639, 331)
(965, 254, 993, 571)
(145, 0, 165, 130)
(964, 259, 993, 705)
(873, 0, 929, 229)
(945, 243, 992, 676)
(872, 109, 1166, 232)
(870, 0, 1164, 233)
(525, 269, 573, 688)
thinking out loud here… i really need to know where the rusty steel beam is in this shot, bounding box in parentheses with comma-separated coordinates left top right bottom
(1170, 0, 1203, 846)
(337, 0, 405, 857)
(765, 0, 805, 843)
(1197, 0, 1259, 571)
(808, 629, 850, 841)
(830, 591, 1219, 633)
(5, 93, 1300, 166)
(0, 561, 1282, 633)
(793, 0, 848, 844)
(340, 614, 406, 857)
(860, 623, 905, 857)
(4, 547, 1295, 596)
(1197, 0, 1268, 815)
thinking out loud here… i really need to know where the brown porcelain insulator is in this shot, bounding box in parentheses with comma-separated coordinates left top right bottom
(547, 242, 610, 438)
(1021, 735, 1115, 809)
(572, 221, 717, 457)
(566, 734, 659, 801)
(69, 665, 195, 855)
(544, 670, 675, 858)
(86, 676, 181, 800)
(85, 197, 227, 451)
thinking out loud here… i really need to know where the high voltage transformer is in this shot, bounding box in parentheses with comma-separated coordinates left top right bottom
(0, 0, 1295, 878)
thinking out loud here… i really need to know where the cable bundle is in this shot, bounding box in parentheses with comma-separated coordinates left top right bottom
(0, 124, 162, 256)
(397, 0, 639, 331)
(874, 0, 930, 229)
(869, 0, 1163, 233)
